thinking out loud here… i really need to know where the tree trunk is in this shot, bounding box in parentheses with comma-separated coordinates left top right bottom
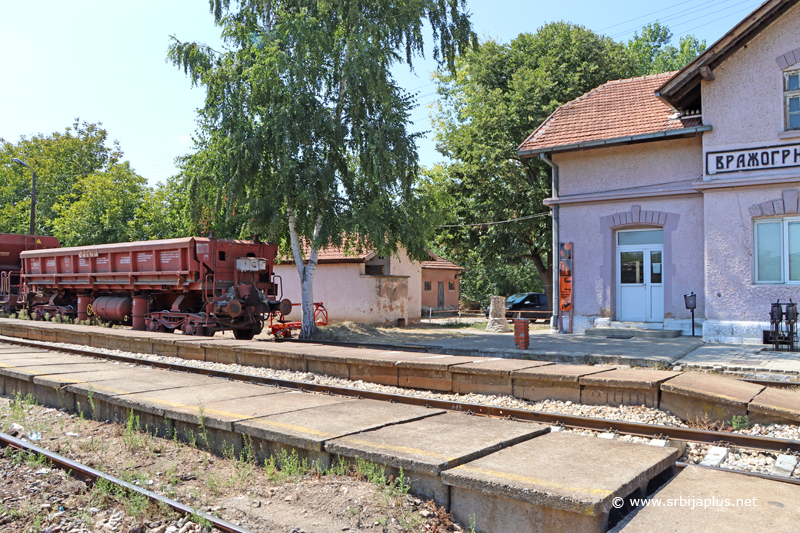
(288, 208, 324, 340)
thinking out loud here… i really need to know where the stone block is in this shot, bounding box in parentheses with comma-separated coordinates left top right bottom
(771, 454, 798, 477)
(699, 446, 728, 467)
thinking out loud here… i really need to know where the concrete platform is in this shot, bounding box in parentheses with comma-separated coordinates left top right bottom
(450, 359, 553, 396)
(748, 386, 800, 425)
(580, 369, 681, 408)
(660, 372, 764, 423)
(675, 342, 800, 376)
(617, 465, 800, 532)
(234, 399, 445, 467)
(512, 364, 614, 403)
(441, 432, 679, 533)
(415, 333, 702, 367)
(326, 413, 550, 505)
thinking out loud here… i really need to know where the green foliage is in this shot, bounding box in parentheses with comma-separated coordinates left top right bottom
(0, 120, 187, 244)
(50, 164, 146, 246)
(730, 415, 750, 430)
(0, 120, 119, 235)
(627, 22, 706, 76)
(169, 0, 475, 338)
(429, 22, 705, 306)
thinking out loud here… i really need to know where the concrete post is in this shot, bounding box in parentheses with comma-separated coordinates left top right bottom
(486, 296, 510, 333)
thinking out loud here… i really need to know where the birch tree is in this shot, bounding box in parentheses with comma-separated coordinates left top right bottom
(169, 0, 473, 338)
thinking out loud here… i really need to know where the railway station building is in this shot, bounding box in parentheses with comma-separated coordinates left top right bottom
(518, 0, 800, 343)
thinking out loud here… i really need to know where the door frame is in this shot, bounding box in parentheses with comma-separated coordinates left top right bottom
(616, 230, 664, 323)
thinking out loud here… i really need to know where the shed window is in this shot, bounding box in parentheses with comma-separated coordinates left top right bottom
(786, 71, 800, 130)
(448, 282, 455, 291)
(365, 265, 384, 276)
(424, 281, 431, 291)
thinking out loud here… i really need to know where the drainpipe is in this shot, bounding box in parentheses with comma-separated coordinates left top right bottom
(539, 153, 560, 332)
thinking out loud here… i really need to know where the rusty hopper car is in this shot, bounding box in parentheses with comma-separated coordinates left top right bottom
(0, 234, 61, 312)
(18, 237, 290, 340)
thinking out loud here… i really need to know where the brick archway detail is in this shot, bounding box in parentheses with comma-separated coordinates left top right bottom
(610, 205, 668, 228)
(749, 190, 800, 218)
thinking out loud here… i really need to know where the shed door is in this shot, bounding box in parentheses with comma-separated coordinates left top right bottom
(617, 230, 664, 323)
(437, 282, 445, 309)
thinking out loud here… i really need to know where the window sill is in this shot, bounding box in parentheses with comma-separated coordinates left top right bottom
(777, 129, 800, 140)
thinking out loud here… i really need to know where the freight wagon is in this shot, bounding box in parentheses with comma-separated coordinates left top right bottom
(17, 237, 290, 340)
(0, 234, 61, 312)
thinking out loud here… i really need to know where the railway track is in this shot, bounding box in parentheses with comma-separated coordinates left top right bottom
(2, 335, 799, 463)
(279, 338, 800, 388)
(0, 430, 254, 533)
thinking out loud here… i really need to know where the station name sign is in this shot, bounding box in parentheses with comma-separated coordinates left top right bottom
(707, 142, 800, 175)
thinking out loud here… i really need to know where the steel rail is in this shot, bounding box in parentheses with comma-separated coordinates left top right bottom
(276, 339, 800, 388)
(0, 431, 255, 533)
(1, 336, 799, 454)
(675, 461, 800, 486)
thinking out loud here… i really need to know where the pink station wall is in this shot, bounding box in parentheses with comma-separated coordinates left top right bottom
(554, 139, 706, 322)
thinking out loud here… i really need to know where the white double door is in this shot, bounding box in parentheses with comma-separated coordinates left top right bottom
(617, 230, 664, 323)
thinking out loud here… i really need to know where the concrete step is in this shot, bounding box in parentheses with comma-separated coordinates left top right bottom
(441, 431, 679, 533)
(585, 328, 682, 338)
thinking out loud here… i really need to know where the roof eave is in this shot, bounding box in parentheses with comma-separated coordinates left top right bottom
(517, 125, 712, 158)
(657, 0, 798, 108)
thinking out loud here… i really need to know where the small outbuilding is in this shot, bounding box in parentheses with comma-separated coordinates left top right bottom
(421, 252, 464, 313)
(275, 246, 463, 325)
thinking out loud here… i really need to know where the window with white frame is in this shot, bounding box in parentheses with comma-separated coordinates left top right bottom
(786, 70, 800, 130)
(754, 217, 800, 283)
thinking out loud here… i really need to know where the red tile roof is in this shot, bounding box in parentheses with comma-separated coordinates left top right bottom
(421, 252, 464, 271)
(279, 242, 373, 264)
(517, 72, 703, 155)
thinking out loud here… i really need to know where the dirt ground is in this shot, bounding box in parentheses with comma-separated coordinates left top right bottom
(212, 319, 549, 344)
(0, 395, 468, 533)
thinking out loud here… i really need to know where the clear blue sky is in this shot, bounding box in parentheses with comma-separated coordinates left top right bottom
(1, 0, 765, 184)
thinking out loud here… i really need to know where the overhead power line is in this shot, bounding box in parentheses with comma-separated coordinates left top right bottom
(437, 212, 549, 229)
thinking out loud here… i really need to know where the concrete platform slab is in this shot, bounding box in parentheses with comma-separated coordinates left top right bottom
(146, 388, 348, 430)
(0, 346, 48, 355)
(397, 355, 483, 391)
(450, 359, 553, 395)
(0, 354, 100, 368)
(345, 352, 401, 386)
(326, 413, 550, 505)
(748, 386, 800, 424)
(580, 369, 681, 408)
(617, 466, 800, 532)
(660, 372, 764, 423)
(0, 362, 116, 382)
(512, 364, 614, 403)
(442, 432, 679, 533)
(235, 399, 444, 453)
